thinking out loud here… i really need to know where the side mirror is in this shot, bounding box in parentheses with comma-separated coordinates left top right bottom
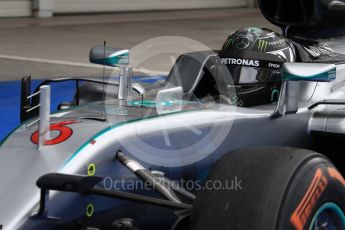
(272, 63, 336, 118)
(89, 45, 129, 66)
(90, 44, 132, 101)
(282, 63, 336, 82)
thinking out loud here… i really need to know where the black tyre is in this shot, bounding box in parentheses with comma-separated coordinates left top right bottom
(190, 147, 345, 230)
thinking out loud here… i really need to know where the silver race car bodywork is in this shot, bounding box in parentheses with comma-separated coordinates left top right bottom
(2, 0, 345, 229)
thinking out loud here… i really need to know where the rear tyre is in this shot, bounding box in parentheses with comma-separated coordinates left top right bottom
(190, 147, 345, 230)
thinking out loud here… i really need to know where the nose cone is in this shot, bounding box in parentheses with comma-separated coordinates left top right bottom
(0, 120, 92, 229)
(0, 111, 116, 228)
(0, 146, 43, 229)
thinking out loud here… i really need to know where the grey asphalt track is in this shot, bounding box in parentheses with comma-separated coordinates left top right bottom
(0, 8, 276, 80)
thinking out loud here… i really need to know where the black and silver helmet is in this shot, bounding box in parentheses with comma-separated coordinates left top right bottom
(219, 27, 295, 107)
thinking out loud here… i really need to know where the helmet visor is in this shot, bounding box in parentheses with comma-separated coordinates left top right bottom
(227, 65, 281, 84)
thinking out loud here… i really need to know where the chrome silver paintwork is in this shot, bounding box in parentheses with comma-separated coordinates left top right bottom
(1, 60, 345, 230)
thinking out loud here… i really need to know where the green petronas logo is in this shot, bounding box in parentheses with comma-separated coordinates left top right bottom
(258, 40, 268, 52)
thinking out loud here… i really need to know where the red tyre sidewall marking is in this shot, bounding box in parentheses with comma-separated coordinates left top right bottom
(290, 168, 328, 230)
(31, 120, 79, 145)
(327, 167, 345, 187)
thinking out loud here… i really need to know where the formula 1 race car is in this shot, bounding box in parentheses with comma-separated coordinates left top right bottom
(1, 0, 345, 229)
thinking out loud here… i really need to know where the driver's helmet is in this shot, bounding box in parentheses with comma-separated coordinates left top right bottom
(219, 27, 295, 107)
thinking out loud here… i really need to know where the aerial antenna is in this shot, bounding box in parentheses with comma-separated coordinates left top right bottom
(103, 40, 106, 102)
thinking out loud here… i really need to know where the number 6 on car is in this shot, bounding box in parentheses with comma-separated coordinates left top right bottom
(31, 120, 79, 145)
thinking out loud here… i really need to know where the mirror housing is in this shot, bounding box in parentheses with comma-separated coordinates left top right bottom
(89, 44, 132, 101)
(89, 45, 129, 66)
(271, 63, 336, 118)
(282, 63, 336, 82)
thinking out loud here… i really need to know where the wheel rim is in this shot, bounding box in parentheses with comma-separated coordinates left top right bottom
(309, 203, 345, 230)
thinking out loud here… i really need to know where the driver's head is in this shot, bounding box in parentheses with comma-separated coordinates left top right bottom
(219, 27, 295, 107)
